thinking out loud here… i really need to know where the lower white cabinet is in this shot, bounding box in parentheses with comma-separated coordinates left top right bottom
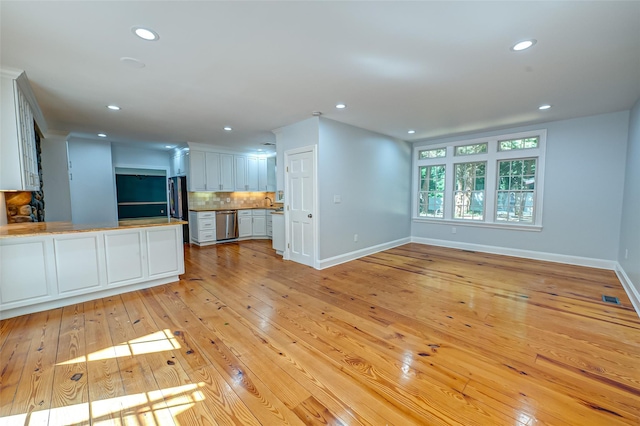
(238, 210, 252, 238)
(252, 209, 267, 236)
(0, 224, 185, 319)
(272, 214, 285, 254)
(189, 211, 216, 245)
(266, 214, 273, 238)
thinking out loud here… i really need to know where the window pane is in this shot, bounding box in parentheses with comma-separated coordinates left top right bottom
(454, 161, 485, 220)
(419, 148, 446, 159)
(496, 158, 536, 223)
(498, 137, 539, 151)
(418, 165, 445, 218)
(455, 143, 487, 156)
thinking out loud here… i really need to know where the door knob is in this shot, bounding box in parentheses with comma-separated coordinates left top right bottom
(308, 214, 313, 218)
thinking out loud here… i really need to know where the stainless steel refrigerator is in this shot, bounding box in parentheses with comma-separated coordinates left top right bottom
(169, 176, 189, 242)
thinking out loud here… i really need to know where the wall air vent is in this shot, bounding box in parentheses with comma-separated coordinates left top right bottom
(602, 295, 620, 304)
(262, 142, 275, 146)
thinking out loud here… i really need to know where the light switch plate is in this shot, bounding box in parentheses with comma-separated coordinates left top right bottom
(333, 195, 341, 204)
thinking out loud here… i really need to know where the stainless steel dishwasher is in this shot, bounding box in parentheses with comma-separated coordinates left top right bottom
(215, 210, 238, 241)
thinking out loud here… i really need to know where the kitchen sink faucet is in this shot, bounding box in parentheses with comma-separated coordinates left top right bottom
(265, 196, 273, 206)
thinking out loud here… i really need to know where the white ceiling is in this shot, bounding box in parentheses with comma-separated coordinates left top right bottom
(1, 1, 639, 153)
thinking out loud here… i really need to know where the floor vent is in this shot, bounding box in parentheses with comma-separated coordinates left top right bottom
(602, 295, 620, 304)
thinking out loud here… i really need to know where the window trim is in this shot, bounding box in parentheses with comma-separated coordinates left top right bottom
(412, 129, 546, 230)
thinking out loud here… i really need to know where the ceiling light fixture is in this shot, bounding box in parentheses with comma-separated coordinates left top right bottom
(107, 105, 120, 111)
(408, 130, 416, 134)
(132, 26, 159, 41)
(97, 133, 107, 138)
(224, 126, 232, 131)
(335, 103, 346, 109)
(538, 104, 552, 110)
(511, 39, 537, 51)
(165, 145, 173, 149)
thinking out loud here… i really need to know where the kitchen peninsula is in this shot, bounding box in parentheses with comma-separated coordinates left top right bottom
(0, 217, 186, 319)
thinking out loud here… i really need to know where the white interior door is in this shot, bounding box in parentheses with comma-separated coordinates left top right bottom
(286, 147, 315, 267)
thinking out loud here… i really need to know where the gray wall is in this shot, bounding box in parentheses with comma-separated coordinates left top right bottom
(40, 134, 72, 221)
(67, 137, 117, 224)
(412, 111, 629, 261)
(318, 118, 412, 260)
(274, 117, 319, 192)
(619, 99, 640, 290)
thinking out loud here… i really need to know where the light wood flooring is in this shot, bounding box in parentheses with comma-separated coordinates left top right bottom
(1, 241, 639, 425)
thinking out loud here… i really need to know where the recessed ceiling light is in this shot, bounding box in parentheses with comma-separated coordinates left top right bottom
(335, 103, 346, 109)
(511, 39, 537, 51)
(165, 145, 173, 149)
(97, 133, 107, 138)
(224, 126, 232, 131)
(408, 130, 416, 134)
(132, 26, 159, 41)
(538, 104, 552, 110)
(257, 149, 263, 152)
(107, 105, 120, 111)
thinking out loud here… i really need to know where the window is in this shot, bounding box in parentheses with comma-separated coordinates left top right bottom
(455, 142, 487, 156)
(496, 158, 536, 223)
(419, 148, 446, 159)
(413, 130, 546, 230)
(418, 165, 445, 218)
(454, 162, 485, 220)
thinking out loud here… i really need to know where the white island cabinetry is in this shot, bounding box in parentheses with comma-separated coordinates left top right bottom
(0, 221, 185, 319)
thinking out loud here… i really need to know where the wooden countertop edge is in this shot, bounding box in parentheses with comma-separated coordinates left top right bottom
(0, 218, 188, 239)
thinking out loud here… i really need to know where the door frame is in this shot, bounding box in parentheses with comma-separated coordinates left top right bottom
(283, 145, 319, 269)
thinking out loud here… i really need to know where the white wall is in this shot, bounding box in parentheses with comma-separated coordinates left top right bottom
(67, 137, 117, 224)
(412, 111, 629, 262)
(318, 118, 412, 260)
(111, 143, 171, 172)
(618, 99, 640, 295)
(40, 134, 72, 221)
(274, 117, 319, 192)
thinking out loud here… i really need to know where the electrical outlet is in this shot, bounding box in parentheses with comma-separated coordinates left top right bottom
(451, 227, 457, 234)
(354, 234, 358, 242)
(226, 198, 231, 203)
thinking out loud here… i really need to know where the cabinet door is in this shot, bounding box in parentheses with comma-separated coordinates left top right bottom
(272, 214, 285, 252)
(235, 155, 248, 191)
(247, 156, 259, 191)
(189, 150, 207, 191)
(54, 233, 105, 295)
(267, 157, 276, 192)
(0, 238, 53, 306)
(220, 154, 234, 191)
(146, 226, 184, 277)
(205, 152, 221, 191)
(258, 157, 268, 191)
(252, 216, 266, 236)
(238, 216, 252, 238)
(104, 230, 144, 287)
(171, 154, 181, 176)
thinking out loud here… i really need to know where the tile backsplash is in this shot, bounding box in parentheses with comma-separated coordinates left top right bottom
(188, 191, 280, 210)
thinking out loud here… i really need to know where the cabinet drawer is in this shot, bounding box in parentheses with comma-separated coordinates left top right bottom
(199, 218, 215, 229)
(238, 210, 252, 217)
(198, 230, 216, 242)
(197, 212, 215, 219)
(252, 209, 266, 216)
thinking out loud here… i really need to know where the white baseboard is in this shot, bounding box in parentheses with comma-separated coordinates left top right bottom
(615, 263, 640, 318)
(317, 237, 411, 270)
(410, 237, 617, 270)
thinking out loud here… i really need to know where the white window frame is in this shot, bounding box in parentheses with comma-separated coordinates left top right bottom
(412, 129, 546, 231)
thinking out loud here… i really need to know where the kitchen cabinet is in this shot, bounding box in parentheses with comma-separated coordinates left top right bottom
(189, 151, 233, 192)
(252, 209, 266, 236)
(1, 69, 46, 191)
(238, 210, 252, 238)
(171, 149, 189, 177)
(235, 155, 248, 191)
(267, 157, 276, 192)
(266, 213, 273, 238)
(272, 213, 285, 254)
(189, 211, 216, 245)
(0, 223, 185, 319)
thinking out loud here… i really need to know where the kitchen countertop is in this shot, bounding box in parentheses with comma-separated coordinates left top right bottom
(0, 217, 188, 239)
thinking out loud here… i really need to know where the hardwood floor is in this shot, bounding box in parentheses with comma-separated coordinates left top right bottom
(1, 241, 639, 425)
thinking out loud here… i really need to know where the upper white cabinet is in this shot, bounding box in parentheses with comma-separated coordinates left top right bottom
(187, 143, 275, 192)
(189, 150, 234, 192)
(171, 149, 189, 177)
(0, 69, 47, 191)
